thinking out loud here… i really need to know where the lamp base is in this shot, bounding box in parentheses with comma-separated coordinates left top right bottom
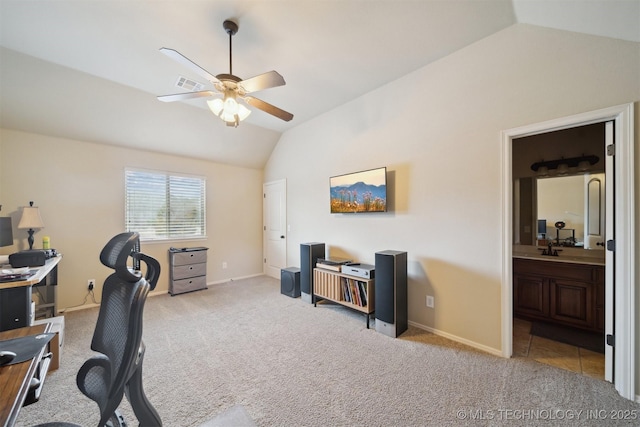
(27, 228, 35, 250)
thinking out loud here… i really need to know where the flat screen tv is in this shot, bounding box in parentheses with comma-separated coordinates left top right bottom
(330, 167, 387, 213)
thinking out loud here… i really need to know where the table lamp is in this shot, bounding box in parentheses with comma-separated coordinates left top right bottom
(18, 201, 44, 250)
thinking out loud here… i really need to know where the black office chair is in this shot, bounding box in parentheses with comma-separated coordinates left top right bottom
(38, 232, 161, 427)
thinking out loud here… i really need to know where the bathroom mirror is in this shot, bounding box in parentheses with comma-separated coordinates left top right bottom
(537, 175, 584, 246)
(514, 173, 605, 250)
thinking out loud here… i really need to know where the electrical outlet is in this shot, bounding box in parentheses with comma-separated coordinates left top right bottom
(426, 295, 434, 308)
(88, 279, 96, 291)
(222, 262, 227, 269)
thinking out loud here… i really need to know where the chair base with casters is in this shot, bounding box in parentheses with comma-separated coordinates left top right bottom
(35, 233, 162, 427)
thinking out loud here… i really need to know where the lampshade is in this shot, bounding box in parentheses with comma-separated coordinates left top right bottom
(536, 165, 549, 177)
(18, 202, 44, 251)
(556, 163, 569, 176)
(18, 204, 45, 229)
(207, 96, 251, 127)
(0, 217, 13, 247)
(578, 160, 591, 172)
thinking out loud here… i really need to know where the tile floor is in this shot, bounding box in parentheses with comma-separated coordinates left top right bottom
(513, 318, 605, 379)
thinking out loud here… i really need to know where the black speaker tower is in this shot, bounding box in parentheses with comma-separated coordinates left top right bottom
(374, 250, 408, 337)
(300, 242, 325, 303)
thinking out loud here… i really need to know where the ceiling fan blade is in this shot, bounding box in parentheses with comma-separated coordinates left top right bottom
(159, 48, 221, 85)
(244, 96, 293, 122)
(157, 90, 216, 102)
(240, 71, 286, 94)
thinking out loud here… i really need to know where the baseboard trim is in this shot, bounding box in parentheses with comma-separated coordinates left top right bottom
(58, 302, 100, 314)
(207, 273, 263, 286)
(57, 274, 265, 314)
(408, 320, 502, 357)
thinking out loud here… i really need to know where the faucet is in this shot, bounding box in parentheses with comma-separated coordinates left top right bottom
(541, 241, 561, 257)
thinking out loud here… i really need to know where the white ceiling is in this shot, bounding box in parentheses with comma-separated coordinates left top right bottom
(1, 0, 638, 168)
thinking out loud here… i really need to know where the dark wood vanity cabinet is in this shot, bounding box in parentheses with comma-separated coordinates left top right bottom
(513, 273, 549, 318)
(513, 258, 604, 333)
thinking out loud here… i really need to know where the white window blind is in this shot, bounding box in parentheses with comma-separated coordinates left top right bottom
(125, 169, 206, 241)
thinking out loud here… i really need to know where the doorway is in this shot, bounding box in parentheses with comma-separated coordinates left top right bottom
(263, 179, 287, 279)
(501, 103, 635, 401)
(511, 123, 606, 379)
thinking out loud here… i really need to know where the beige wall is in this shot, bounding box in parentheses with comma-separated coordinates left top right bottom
(264, 24, 640, 355)
(1, 22, 639, 396)
(0, 129, 264, 310)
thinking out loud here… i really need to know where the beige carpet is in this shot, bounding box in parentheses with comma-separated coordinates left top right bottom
(198, 404, 255, 427)
(16, 275, 640, 426)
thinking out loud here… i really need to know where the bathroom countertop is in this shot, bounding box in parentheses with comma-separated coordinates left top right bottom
(512, 246, 605, 266)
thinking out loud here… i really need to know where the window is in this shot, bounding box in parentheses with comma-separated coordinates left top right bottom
(125, 169, 206, 241)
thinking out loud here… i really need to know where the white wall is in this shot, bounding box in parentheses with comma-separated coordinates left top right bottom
(264, 24, 640, 355)
(0, 129, 264, 311)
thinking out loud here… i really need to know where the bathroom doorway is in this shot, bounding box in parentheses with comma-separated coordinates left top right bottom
(501, 103, 635, 401)
(511, 123, 606, 380)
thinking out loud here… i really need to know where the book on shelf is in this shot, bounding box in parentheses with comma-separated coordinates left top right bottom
(357, 281, 367, 306)
(341, 277, 350, 302)
(351, 280, 361, 306)
(339, 277, 368, 307)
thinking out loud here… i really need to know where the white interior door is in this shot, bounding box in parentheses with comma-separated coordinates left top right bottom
(603, 121, 614, 382)
(263, 180, 286, 279)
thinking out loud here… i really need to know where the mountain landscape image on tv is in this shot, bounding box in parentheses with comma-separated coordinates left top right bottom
(330, 167, 387, 213)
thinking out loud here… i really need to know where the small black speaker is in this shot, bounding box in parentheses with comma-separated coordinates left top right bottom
(300, 242, 325, 303)
(281, 267, 301, 298)
(375, 250, 408, 338)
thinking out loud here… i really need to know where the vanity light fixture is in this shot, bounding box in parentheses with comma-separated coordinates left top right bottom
(531, 154, 599, 176)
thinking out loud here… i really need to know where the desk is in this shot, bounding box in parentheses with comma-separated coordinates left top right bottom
(0, 256, 61, 331)
(0, 323, 52, 427)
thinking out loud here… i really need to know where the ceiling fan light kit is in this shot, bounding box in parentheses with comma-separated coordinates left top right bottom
(207, 97, 251, 127)
(157, 19, 293, 128)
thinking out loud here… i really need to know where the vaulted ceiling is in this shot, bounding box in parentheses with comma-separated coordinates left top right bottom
(1, 1, 638, 168)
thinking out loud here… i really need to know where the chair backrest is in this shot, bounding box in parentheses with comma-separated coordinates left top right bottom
(76, 232, 161, 426)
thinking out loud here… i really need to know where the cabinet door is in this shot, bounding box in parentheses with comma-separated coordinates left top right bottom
(513, 274, 548, 319)
(549, 279, 593, 328)
(594, 266, 605, 332)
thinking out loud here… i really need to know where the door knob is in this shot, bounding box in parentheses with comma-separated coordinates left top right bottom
(280, 235, 285, 239)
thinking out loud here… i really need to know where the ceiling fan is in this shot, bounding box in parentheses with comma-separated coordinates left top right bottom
(157, 19, 293, 127)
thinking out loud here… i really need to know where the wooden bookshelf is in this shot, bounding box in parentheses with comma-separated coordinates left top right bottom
(313, 268, 375, 328)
